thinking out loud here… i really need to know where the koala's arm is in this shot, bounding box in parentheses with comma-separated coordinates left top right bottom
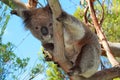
(57, 12, 101, 77)
(57, 12, 85, 40)
(11, 0, 29, 17)
(11, 0, 34, 18)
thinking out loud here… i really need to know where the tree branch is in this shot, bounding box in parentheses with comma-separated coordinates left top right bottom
(69, 66, 120, 80)
(47, 0, 72, 73)
(86, 0, 120, 67)
(102, 42, 120, 58)
(88, 66, 120, 80)
(84, 6, 89, 24)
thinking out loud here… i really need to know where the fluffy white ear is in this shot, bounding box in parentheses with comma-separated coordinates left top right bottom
(12, 0, 37, 9)
(11, 9, 32, 20)
(27, 0, 38, 9)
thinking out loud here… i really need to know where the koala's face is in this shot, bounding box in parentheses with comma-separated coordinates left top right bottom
(22, 6, 53, 43)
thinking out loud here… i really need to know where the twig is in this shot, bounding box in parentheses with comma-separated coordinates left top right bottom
(84, 5, 94, 27)
(84, 6, 89, 24)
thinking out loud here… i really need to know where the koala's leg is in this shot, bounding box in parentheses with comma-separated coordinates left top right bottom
(11, 9, 20, 16)
(67, 42, 100, 78)
(42, 43, 54, 61)
(75, 44, 100, 78)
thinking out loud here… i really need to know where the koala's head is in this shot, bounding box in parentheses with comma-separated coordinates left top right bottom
(22, 5, 53, 44)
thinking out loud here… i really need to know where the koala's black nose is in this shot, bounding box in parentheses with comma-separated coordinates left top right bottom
(41, 26, 48, 36)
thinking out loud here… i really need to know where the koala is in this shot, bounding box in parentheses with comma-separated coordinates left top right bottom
(57, 12, 101, 77)
(11, 1, 101, 78)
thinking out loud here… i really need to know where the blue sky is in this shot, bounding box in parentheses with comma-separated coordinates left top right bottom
(2, 0, 80, 79)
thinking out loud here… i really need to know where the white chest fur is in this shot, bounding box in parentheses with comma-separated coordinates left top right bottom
(64, 22, 85, 47)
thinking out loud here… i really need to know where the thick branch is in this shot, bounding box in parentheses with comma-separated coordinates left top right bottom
(48, 0, 72, 73)
(70, 66, 120, 80)
(102, 42, 120, 58)
(88, 67, 120, 80)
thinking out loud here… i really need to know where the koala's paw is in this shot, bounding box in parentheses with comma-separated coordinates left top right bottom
(45, 55, 52, 61)
(11, 10, 18, 15)
(54, 62, 60, 67)
(67, 64, 81, 76)
(43, 50, 53, 61)
(56, 12, 67, 22)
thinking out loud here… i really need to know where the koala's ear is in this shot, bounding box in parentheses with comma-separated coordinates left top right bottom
(23, 10, 32, 27)
(22, 10, 32, 18)
(44, 4, 50, 9)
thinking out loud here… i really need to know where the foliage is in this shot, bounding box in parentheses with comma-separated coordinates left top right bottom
(38, 47, 65, 80)
(0, 3, 30, 80)
(0, 4, 10, 41)
(29, 64, 44, 79)
(74, 0, 120, 79)
(0, 42, 30, 80)
(74, 0, 120, 42)
(46, 62, 65, 80)
(22, 47, 65, 80)
(74, 7, 84, 21)
(102, 0, 120, 42)
(113, 78, 120, 80)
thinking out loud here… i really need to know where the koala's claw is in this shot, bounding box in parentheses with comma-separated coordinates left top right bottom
(56, 12, 67, 21)
(43, 50, 53, 61)
(45, 55, 52, 61)
(11, 10, 18, 15)
(67, 71, 73, 76)
(54, 62, 60, 67)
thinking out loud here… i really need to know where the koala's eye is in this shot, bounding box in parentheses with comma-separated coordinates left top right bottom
(35, 27, 39, 30)
(41, 26, 48, 36)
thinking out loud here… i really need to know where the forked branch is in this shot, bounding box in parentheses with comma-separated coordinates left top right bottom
(86, 0, 120, 67)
